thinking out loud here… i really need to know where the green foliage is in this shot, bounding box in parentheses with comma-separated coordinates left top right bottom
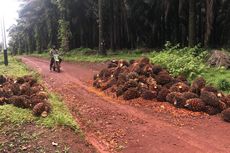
(133, 49, 144, 55)
(77, 47, 93, 52)
(31, 48, 146, 62)
(0, 56, 36, 78)
(197, 67, 230, 93)
(58, 20, 72, 52)
(68, 48, 93, 54)
(63, 49, 145, 62)
(218, 79, 230, 91)
(150, 44, 207, 79)
(0, 105, 34, 125)
(36, 93, 79, 131)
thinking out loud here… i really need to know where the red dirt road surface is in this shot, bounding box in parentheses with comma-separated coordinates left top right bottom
(21, 56, 230, 153)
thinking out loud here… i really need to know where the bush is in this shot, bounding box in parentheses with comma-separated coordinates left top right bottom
(150, 43, 207, 79)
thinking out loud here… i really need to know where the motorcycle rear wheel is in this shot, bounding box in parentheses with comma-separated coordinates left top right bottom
(52, 61, 60, 72)
(56, 62, 60, 72)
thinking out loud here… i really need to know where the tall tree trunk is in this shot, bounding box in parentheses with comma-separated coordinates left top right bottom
(175, 0, 180, 43)
(93, 21, 97, 48)
(80, 24, 84, 47)
(161, 15, 165, 46)
(189, 0, 196, 47)
(164, 0, 171, 42)
(98, 0, 106, 55)
(204, 0, 214, 47)
(121, 0, 130, 46)
(178, 0, 185, 46)
(110, 0, 115, 51)
(113, 9, 117, 50)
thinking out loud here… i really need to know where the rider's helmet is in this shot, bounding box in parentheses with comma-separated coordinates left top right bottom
(52, 45, 56, 50)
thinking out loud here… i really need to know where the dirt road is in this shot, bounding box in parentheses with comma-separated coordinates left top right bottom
(21, 56, 230, 153)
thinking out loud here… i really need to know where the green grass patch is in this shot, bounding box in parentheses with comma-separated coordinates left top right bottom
(32, 50, 149, 62)
(203, 68, 230, 94)
(0, 105, 34, 126)
(0, 94, 78, 130)
(30, 52, 49, 59)
(0, 57, 36, 78)
(64, 53, 144, 62)
(36, 93, 79, 130)
(0, 54, 78, 131)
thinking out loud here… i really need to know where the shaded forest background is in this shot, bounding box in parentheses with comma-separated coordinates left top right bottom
(8, 0, 230, 55)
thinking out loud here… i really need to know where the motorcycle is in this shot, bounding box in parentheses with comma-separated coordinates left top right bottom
(52, 54, 61, 72)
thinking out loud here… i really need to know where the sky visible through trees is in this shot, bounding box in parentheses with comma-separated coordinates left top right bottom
(0, 0, 20, 42)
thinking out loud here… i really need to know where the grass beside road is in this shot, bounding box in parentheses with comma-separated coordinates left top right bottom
(0, 57, 37, 78)
(31, 48, 146, 62)
(0, 55, 79, 131)
(203, 68, 230, 94)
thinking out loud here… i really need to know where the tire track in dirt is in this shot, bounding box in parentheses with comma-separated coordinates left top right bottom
(20, 56, 230, 153)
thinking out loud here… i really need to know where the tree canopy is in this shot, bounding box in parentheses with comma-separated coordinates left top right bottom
(8, 0, 230, 55)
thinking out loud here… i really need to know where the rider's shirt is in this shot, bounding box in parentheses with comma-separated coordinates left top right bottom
(50, 49, 58, 58)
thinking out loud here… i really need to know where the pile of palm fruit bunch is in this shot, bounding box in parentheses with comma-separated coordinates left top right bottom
(93, 57, 230, 122)
(0, 75, 51, 117)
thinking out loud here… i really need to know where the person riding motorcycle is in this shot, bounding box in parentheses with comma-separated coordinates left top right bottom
(49, 46, 62, 71)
